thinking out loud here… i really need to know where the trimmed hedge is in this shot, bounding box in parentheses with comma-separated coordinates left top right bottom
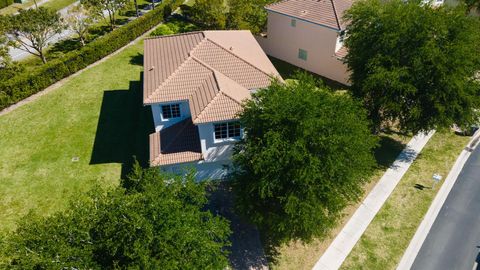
(0, 0, 13, 9)
(0, 0, 182, 110)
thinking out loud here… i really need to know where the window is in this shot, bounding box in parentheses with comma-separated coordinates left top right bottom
(291, 19, 296, 27)
(161, 104, 181, 119)
(214, 122, 241, 140)
(298, 49, 308, 61)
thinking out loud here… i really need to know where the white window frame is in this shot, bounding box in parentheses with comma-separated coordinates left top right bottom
(213, 121, 242, 143)
(161, 103, 181, 119)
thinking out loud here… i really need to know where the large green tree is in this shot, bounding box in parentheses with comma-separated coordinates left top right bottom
(232, 74, 377, 243)
(226, 0, 272, 34)
(2, 165, 231, 269)
(190, 0, 226, 29)
(82, 0, 129, 30)
(345, 0, 480, 133)
(4, 7, 63, 64)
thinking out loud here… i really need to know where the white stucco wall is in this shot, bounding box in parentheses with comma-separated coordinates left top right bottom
(151, 100, 191, 131)
(197, 122, 242, 163)
(258, 11, 350, 85)
(161, 160, 232, 180)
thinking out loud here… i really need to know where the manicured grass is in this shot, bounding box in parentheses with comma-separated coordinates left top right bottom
(42, 0, 77, 11)
(0, 0, 75, 15)
(340, 131, 470, 270)
(268, 132, 410, 269)
(0, 41, 151, 234)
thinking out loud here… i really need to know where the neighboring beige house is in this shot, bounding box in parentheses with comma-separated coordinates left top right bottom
(143, 30, 281, 179)
(257, 0, 354, 85)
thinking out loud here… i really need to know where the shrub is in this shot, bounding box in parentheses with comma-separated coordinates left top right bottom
(149, 19, 200, 37)
(0, 0, 13, 9)
(1, 165, 231, 269)
(0, 0, 183, 111)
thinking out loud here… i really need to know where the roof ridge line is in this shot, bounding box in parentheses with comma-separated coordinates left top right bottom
(331, 0, 342, 31)
(145, 35, 208, 103)
(144, 31, 205, 40)
(192, 91, 224, 123)
(146, 55, 204, 103)
(202, 38, 274, 80)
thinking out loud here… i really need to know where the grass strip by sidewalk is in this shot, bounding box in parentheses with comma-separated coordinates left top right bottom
(340, 131, 470, 270)
(269, 132, 410, 269)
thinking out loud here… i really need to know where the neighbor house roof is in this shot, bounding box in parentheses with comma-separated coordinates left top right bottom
(143, 30, 281, 124)
(265, 0, 353, 31)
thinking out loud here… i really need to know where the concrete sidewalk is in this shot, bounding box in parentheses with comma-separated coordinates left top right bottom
(313, 131, 435, 270)
(396, 130, 480, 270)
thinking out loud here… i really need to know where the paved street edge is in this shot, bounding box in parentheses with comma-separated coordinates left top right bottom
(396, 130, 480, 270)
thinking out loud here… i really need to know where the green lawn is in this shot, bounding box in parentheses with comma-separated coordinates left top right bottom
(42, 0, 77, 12)
(0, 0, 76, 15)
(340, 131, 470, 270)
(0, 41, 151, 234)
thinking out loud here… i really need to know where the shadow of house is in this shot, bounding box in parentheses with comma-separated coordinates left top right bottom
(90, 73, 154, 178)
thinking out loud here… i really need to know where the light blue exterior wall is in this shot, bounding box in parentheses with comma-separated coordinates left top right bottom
(160, 160, 232, 181)
(151, 100, 191, 131)
(197, 122, 243, 163)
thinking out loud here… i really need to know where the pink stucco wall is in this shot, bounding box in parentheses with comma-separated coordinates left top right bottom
(257, 11, 350, 85)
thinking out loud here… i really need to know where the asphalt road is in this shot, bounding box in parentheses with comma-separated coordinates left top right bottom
(411, 145, 480, 270)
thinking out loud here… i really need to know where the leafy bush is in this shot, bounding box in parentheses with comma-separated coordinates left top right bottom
(0, 0, 183, 111)
(150, 18, 200, 36)
(1, 164, 231, 269)
(0, 0, 13, 9)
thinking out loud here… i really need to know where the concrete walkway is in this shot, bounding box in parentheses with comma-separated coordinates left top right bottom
(313, 131, 435, 270)
(397, 130, 480, 270)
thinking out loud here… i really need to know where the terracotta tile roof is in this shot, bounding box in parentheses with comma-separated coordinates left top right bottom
(335, 46, 348, 59)
(266, 0, 353, 30)
(144, 30, 281, 123)
(144, 30, 281, 166)
(149, 118, 202, 166)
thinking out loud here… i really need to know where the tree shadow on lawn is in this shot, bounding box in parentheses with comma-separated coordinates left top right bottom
(375, 135, 407, 169)
(90, 73, 154, 178)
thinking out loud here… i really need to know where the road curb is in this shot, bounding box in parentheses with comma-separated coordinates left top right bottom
(396, 130, 480, 270)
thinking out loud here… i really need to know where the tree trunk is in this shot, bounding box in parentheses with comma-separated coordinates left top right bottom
(134, 0, 139, 17)
(40, 53, 47, 64)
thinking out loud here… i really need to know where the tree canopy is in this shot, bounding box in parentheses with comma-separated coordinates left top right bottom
(226, 0, 273, 34)
(2, 164, 231, 269)
(232, 74, 377, 243)
(4, 7, 64, 64)
(189, 0, 227, 29)
(344, 0, 480, 133)
(82, 0, 129, 30)
(0, 16, 11, 66)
